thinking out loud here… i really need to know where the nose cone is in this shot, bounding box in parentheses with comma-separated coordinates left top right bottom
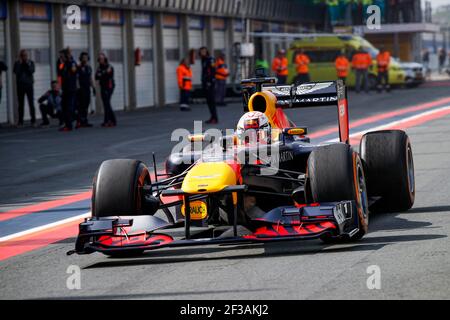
(182, 162, 237, 194)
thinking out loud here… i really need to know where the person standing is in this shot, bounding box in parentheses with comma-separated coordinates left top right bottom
(215, 53, 230, 107)
(376, 46, 391, 92)
(56, 50, 66, 87)
(351, 46, 372, 93)
(59, 49, 78, 131)
(271, 49, 288, 85)
(76, 52, 94, 128)
(199, 47, 218, 124)
(422, 48, 430, 78)
(95, 53, 117, 127)
(13, 50, 36, 127)
(255, 58, 269, 76)
(294, 49, 310, 85)
(334, 51, 349, 83)
(38, 80, 63, 127)
(176, 58, 192, 111)
(0, 61, 7, 105)
(438, 48, 447, 74)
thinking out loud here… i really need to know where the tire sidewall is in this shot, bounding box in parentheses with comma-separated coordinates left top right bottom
(92, 159, 151, 217)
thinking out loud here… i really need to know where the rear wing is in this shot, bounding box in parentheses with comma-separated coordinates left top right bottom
(243, 79, 349, 144)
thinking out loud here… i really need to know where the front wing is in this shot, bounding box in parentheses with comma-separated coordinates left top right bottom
(69, 201, 358, 255)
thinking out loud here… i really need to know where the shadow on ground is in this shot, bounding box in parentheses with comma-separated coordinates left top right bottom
(71, 204, 447, 269)
(36, 288, 276, 300)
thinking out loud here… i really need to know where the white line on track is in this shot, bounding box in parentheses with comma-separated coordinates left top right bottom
(325, 105, 450, 143)
(3, 104, 450, 244)
(0, 212, 90, 243)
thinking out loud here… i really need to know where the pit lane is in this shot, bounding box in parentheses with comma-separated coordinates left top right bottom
(1, 83, 450, 299)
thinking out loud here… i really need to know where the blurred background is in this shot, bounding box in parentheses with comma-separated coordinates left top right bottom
(0, 0, 449, 125)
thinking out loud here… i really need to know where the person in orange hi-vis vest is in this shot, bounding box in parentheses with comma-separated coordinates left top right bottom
(294, 49, 311, 85)
(176, 58, 192, 111)
(376, 46, 391, 93)
(57, 49, 66, 87)
(334, 50, 349, 83)
(271, 49, 289, 84)
(351, 46, 372, 93)
(215, 53, 229, 107)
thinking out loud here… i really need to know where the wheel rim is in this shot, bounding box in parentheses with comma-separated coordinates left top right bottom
(407, 145, 415, 194)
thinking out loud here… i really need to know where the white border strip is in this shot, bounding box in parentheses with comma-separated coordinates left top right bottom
(326, 105, 450, 143)
(0, 212, 90, 243)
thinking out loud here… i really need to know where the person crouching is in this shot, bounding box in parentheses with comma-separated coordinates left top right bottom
(38, 80, 63, 127)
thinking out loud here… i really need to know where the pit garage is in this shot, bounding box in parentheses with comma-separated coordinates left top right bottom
(0, 1, 7, 123)
(163, 14, 180, 105)
(234, 19, 243, 44)
(213, 18, 227, 57)
(19, 2, 52, 121)
(101, 9, 125, 111)
(63, 5, 90, 64)
(188, 16, 204, 86)
(134, 11, 155, 108)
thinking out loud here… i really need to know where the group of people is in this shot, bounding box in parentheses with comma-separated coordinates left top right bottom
(176, 47, 230, 124)
(271, 46, 393, 93)
(271, 48, 311, 85)
(8, 48, 117, 130)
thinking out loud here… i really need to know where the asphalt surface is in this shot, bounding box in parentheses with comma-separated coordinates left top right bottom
(0, 82, 449, 208)
(1, 83, 450, 299)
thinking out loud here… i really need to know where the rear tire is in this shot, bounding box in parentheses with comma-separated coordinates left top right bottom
(360, 130, 415, 212)
(307, 144, 369, 241)
(92, 159, 151, 218)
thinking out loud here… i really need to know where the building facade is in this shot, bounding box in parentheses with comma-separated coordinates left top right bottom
(0, 0, 325, 124)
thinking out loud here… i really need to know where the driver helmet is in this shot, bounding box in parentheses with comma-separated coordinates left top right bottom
(236, 111, 271, 145)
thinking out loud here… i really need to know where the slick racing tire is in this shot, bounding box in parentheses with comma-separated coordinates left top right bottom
(360, 130, 415, 212)
(92, 159, 151, 218)
(307, 143, 369, 241)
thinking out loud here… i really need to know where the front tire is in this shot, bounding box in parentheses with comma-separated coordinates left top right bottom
(307, 144, 369, 241)
(92, 159, 151, 218)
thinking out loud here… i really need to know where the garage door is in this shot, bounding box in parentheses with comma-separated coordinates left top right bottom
(101, 25, 125, 111)
(0, 20, 6, 123)
(234, 32, 243, 44)
(213, 30, 227, 55)
(134, 27, 155, 108)
(189, 29, 203, 85)
(63, 23, 89, 61)
(234, 19, 243, 44)
(63, 5, 90, 60)
(20, 21, 52, 122)
(163, 28, 180, 105)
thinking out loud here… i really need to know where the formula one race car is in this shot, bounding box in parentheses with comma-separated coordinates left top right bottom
(70, 78, 415, 257)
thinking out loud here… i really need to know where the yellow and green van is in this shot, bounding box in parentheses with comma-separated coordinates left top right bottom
(287, 35, 406, 88)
